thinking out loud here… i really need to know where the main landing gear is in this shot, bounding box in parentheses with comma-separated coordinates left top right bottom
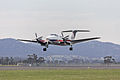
(69, 47, 73, 51)
(43, 43, 48, 51)
(43, 48, 47, 51)
(69, 45, 73, 51)
(43, 46, 73, 51)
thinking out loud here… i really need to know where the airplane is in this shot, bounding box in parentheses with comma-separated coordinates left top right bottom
(18, 30, 100, 51)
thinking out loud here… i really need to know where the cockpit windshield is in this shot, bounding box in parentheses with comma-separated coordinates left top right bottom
(50, 34, 58, 36)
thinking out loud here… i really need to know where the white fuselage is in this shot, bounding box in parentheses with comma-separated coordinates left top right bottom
(46, 34, 62, 41)
(45, 34, 70, 46)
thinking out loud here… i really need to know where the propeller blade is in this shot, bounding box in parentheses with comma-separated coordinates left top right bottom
(37, 36, 43, 40)
(64, 35, 69, 39)
(35, 33, 37, 38)
(62, 35, 69, 42)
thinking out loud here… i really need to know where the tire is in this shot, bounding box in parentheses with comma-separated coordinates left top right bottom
(69, 47, 73, 51)
(43, 48, 47, 51)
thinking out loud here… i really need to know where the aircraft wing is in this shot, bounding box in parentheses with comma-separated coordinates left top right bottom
(17, 39, 38, 43)
(71, 37, 100, 44)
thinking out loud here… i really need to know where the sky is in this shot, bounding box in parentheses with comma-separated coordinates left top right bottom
(0, 0, 120, 44)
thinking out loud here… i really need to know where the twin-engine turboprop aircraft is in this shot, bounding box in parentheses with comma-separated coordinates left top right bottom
(18, 30, 100, 51)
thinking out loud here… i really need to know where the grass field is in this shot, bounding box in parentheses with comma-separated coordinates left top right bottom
(0, 69, 120, 80)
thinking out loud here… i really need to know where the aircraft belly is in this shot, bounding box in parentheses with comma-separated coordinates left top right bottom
(50, 41, 69, 46)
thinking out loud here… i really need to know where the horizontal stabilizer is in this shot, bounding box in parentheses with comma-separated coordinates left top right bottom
(62, 30, 90, 33)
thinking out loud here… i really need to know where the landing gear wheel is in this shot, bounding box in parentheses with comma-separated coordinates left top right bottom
(43, 48, 47, 51)
(69, 47, 73, 51)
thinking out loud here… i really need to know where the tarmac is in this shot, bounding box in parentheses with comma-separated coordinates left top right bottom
(0, 65, 120, 70)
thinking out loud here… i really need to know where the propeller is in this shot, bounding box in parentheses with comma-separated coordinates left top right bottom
(62, 35, 70, 44)
(35, 33, 48, 47)
(35, 33, 43, 42)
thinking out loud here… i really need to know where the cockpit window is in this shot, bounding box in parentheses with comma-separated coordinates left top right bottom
(50, 34, 58, 36)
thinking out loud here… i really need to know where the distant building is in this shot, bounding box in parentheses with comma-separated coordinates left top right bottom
(104, 56, 116, 64)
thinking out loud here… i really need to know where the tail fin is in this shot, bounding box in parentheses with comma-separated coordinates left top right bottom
(62, 30, 90, 39)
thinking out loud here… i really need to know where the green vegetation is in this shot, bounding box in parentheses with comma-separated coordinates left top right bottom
(0, 69, 120, 80)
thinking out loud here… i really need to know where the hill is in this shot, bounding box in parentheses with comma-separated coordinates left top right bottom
(0, 38, 120, 60)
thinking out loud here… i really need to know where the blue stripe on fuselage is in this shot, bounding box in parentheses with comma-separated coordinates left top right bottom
(49, 39, 58, 41)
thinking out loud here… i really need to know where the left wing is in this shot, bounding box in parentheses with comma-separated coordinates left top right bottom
(17, 39, 38, 43)
(18, 39, 48, 46)
(71, 37, 100, 44)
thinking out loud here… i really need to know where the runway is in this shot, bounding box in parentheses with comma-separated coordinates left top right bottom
(0, 65, 120, 70)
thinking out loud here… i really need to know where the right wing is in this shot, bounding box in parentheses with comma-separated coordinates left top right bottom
(71, 37, 100, 44)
